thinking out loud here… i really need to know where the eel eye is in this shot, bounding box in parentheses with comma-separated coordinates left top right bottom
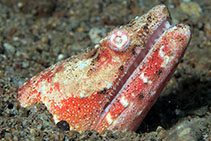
(108, 29, 130, 52)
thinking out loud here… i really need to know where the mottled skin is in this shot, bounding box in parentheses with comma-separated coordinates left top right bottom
(18, 5, 191, 133)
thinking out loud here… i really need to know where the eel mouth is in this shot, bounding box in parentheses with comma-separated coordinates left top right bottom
(97, 17, 172, 125)
(145, 18, 171, 50)
(126, 18, 171, 80)
(117, 18, 172, 97)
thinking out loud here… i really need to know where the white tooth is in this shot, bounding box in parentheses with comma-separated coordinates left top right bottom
(165, 21, 171, 28)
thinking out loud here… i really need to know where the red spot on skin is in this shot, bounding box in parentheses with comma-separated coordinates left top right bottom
(35, 92, 42, 102)
(109, 100, 125, 118)
(31, 89, 38, 95)
(35, 65, 63, 86)
(54, 82, 62, 94)
(35, 71, 53, 87)
(47, 87, 53, 94)
(55, 65, 63, 73)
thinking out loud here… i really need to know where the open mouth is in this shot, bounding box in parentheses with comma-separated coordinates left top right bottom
(146, 18, 171, 49)
(128, 18, 172, 78)
(97, 17, 172, 125)
(117, 18, 172, 97)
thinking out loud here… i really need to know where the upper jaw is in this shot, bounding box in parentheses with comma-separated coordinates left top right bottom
(128, 4, 171, 45)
